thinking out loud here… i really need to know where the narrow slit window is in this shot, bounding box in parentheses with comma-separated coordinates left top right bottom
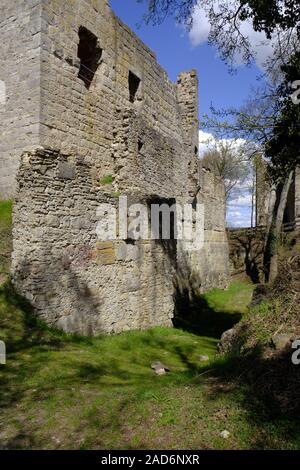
(138, 140, 144, 152)
(128, 71, 141, 103)
(77, 26, 102, 89)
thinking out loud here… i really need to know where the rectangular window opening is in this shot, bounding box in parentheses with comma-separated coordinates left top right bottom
(128, 71, 141, 103)
(77, 26, 102, 89)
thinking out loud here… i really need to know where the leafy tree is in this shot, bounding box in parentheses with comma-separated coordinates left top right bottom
(139, 0, 300, 67)
(140, 0, 300, 31)
(201, 140, 250, 201)
(263, 51, 300, 282)
(202, 52, 300, 282)
(266, 51, 300, 178)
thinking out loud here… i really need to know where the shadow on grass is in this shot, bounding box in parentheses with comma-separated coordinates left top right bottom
(173, 287, 242, 339)
(189, 332, 300, 449)
(1, 281, 95, 351)
(171, 279, 300, 448)
(0, 281, 216, 448)
(2, 279, 299, 449)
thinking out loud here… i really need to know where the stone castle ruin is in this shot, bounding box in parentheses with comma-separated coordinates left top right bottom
(1, 0, 229, 334)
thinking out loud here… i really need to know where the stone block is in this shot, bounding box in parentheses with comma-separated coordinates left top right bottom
(92, 241, 116, 265)
(58, 162, 76, 180)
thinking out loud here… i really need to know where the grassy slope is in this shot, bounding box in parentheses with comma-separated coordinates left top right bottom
(1, 201, 299, 450)
(229, 231, 300, 352)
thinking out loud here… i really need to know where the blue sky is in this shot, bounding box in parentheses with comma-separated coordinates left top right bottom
(110, 0, 264, 227)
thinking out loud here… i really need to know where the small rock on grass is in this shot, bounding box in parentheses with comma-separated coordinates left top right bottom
(151, 361, 170, 375)
(198, 355, 209, 362)
(271, 333, 293, 351)
(220, 430, 230, 439)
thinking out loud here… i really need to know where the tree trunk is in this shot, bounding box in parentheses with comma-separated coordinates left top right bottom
(264, 170, 294, 283)
(251, 168, 255, 228)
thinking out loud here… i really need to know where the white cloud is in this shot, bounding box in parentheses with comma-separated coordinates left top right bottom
(198, 130, 247, 156)
(228, 210, 242, 217)
(228, 193, 253, 207)
(198, 130, 216, 156)
(227, 193, 254, 227)
(237, 20, 274, 69)
(189, 6, 211, 47)
(189, 1, 275, 71)
(227, 212, 252, 228)
(229, 188, 252, 203)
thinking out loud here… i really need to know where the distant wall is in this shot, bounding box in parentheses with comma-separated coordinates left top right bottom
(228, 228, 266, 283)
(191, 168, 230, 291)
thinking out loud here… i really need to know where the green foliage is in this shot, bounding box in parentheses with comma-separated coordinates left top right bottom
(266, 51, 300, 180)
(238, 298, 284, 347)
(141, 0, 300, 34)
(242, 0, 300, 37)
(98, 175, 114, 185)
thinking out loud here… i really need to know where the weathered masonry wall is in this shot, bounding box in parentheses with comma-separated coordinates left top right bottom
(12, 150, 175, 334)
(292, 168, 300, 228)
(39, 0, 188, 188)
(0, 0, 42, 198)
(192, 169, 229, 291)
(10, 0, 230, 335)
(12, 150, 229, 335)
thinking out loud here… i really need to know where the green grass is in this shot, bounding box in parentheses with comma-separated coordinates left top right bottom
(1, 278, 299, 450)
(1, 200, 299, 450)
(0, 200, 12, 277)
(203, 282, 254, 316)
(173, 281, 254, 339)
(0, 200, 12, 225)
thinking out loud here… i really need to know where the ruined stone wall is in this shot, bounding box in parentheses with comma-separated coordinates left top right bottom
(12, 149, 175, 334)
(295, 168, 300, 227)
(190, 168, 230, 291)
(0, 0, 42, 198)
(38, 0, 186, 189)
(10, 0, 230, 335)
(12, 149, 229, 335)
